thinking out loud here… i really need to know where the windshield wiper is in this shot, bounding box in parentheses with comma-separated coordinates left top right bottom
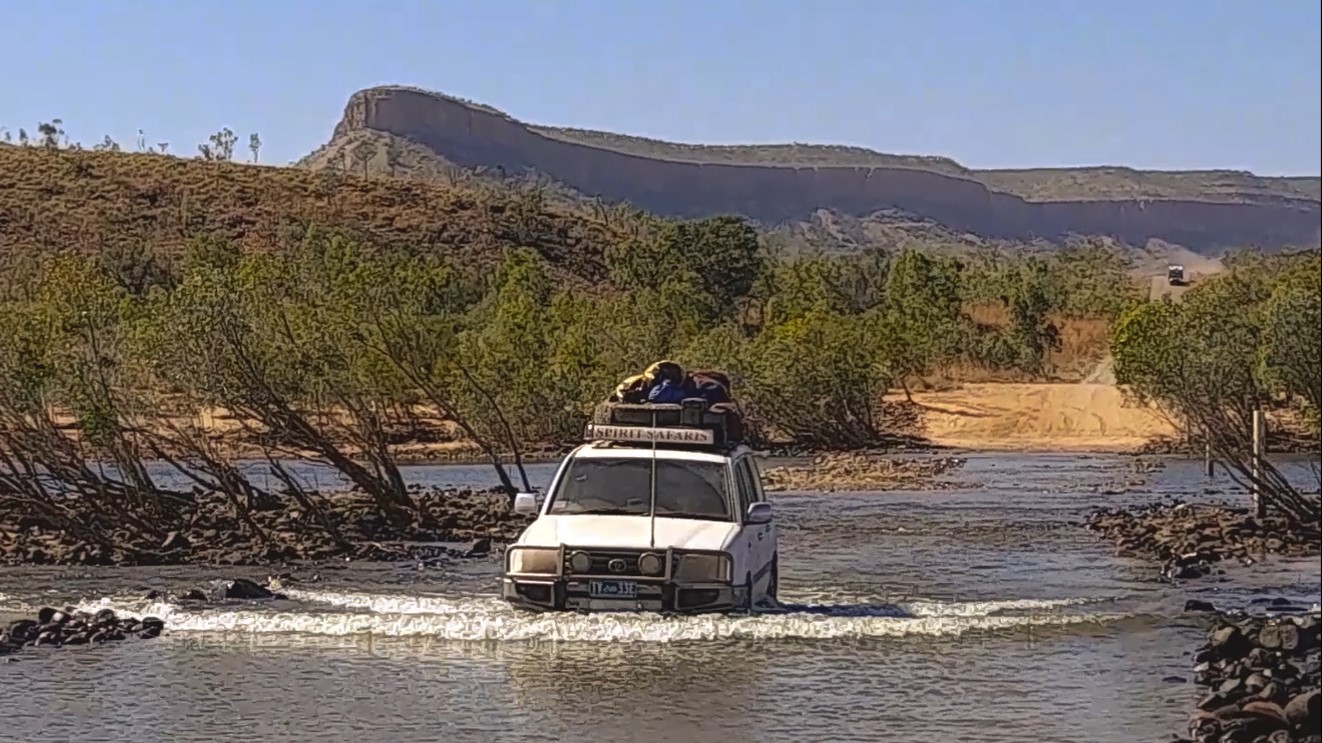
(655, 512, 728, 521)
(573, 507, 644, 516)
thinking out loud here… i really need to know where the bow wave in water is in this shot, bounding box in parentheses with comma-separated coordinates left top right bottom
(45, 588, 1135, 643)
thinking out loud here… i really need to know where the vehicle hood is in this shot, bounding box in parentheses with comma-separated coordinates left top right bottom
(518, 515, 737, 552)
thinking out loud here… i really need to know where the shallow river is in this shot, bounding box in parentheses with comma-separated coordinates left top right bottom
(2, 453, 1319, 743)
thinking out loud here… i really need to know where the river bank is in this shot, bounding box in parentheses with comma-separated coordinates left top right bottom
(0, 487, 528, 568)
(0, 453, 975, 567)
(1084, 501, 1321, 583)
(1175, 606, 1320, 743)
(26, 381, 1279, 468)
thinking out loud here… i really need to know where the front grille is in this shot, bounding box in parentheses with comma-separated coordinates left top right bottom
(565, 549, 650, 577)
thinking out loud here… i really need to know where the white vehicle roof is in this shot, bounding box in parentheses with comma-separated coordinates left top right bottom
(571, 441, 746, 465)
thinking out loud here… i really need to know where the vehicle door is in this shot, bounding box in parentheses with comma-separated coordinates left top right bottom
(746, 455, 776, 563)
(732, 455, 773, 592)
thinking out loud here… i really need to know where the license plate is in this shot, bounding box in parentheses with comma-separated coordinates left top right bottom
(588, 580, 638, 599)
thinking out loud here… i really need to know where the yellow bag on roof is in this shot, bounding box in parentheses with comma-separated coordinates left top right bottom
(609, 360, 687, 403)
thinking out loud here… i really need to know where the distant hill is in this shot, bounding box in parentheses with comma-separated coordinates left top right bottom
(296, 85, 1321, 254)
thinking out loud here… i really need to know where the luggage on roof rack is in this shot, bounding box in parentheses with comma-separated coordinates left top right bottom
(592, 361, 746, 448)
(609, 361, 732, 406)
(587, 400, 746, 448)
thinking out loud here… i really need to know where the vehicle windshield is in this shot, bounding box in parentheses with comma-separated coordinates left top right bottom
(547, 457, 732, 521)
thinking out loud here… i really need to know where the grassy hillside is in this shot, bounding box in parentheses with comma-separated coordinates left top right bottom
(330, 85, 1321, 204)
(0, 142, 619, 286)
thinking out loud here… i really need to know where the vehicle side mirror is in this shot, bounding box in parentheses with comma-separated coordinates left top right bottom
(746, 502, 772, 525)
(512, 492, 539, 515)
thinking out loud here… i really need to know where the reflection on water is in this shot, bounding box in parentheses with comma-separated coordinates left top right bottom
(3, 453, 1320, 743)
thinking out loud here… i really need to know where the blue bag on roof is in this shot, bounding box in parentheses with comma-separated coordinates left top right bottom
(647, 379, 688, 404)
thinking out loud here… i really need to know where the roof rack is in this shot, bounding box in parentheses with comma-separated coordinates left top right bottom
(586, 400, 746, 449)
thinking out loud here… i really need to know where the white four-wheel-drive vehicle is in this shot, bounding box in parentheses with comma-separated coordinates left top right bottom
(501, 401, 778, 614)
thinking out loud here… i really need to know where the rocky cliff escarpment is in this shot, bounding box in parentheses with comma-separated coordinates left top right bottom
(325, 86, 1321, 252)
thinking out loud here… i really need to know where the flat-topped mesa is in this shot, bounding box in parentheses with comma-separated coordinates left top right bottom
(327, 85, 1321, 252)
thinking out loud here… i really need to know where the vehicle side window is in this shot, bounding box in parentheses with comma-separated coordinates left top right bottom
(745, 457, 766, 503)
(732, 457, 754, 517)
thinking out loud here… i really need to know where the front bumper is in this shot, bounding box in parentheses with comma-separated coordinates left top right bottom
(502, 577, 745, 614)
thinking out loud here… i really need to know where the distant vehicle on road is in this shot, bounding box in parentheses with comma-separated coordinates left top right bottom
(1167, 264, 1187, 286)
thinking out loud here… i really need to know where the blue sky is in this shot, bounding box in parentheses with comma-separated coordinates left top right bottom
(2, 0, 1318, 175)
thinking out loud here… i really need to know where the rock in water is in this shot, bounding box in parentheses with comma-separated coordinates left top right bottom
(1180, 609, 1322, 742)
(1, 608, 165, 653)
(1284, 689, 1319, 732)
(209, 578, 277, 600)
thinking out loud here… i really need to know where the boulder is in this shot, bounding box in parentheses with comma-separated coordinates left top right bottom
(1284, 689, 1320, 731)
(207, 577, 278, 600)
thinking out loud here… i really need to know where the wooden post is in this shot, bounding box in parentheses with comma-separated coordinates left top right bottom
(1204, 437, 1213, 478)
(1251, 410, 1266, 518)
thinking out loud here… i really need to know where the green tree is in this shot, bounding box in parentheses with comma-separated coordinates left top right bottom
(351, 140, 377, 176)
(1112, 269, 1319, 525)
(1258, 256, 1322, 425)
(198, 128, 238, 161)
(0, 254, 193, 560)
(1002, 258, 1061, 374)
(606, 215, 763, 319)
(879, 250, 962, 398)
(92, 135, 121, 152)
(454, 249, 573, 450)
(741, 309, 890, 447)
(37, 119, 64, 149)
(142, 237, 422, 527)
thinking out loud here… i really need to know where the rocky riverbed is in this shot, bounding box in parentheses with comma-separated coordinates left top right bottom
(0, 486, 529, 568)
(1175, 607, 1321, 743)
(1084, 501, 1320, 582)
(761, 454, 967, 492)
(3, 608, 164, 657)
(1, 578, 292, 659)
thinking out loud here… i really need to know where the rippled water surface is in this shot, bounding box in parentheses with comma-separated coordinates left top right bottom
(3, 453, 1320, 743)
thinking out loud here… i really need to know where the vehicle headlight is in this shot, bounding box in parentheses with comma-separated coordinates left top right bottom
(638, 552, 664, 576)
(508, 547, 559, 575)
(567, 550, 591, 573)
(674, 552, 732, 583)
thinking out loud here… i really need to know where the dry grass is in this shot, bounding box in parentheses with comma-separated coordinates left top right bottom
(0, 144, 621, 283)
(948, 303, 1113, 384)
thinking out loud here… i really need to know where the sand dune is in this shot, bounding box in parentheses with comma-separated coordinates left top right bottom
(902, 382, 1177, 452)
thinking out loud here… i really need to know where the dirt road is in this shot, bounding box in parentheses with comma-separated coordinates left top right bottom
(901, 382, 1176, 452)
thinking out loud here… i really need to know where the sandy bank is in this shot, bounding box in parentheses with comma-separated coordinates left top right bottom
(900, 382, 1178, 453)
(21, 381, 1203, 463)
